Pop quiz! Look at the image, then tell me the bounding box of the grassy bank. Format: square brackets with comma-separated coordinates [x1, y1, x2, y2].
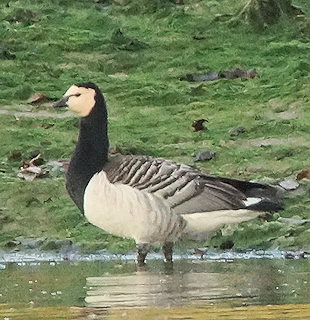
[0, 0, 309, 252]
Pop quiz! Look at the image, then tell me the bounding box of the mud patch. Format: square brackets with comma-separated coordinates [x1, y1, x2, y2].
[268, 111, 299, 120]
[230, 137, 309, 148]
[0, 108, 73, 119]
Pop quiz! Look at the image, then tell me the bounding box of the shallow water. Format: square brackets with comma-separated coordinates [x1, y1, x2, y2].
[0, 252, 309, 320]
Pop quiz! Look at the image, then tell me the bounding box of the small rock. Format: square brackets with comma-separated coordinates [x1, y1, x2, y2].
[278, 180, 300, 191]
[278, 217, 309, 226]
[194, 150, 215, 162]
[229, 126, 246, 137]
[180, 72, 219, 82]
[219, 67, 259, 79]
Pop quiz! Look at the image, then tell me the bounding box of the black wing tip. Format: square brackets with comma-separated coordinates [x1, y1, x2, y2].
[246, 198, 284, 213]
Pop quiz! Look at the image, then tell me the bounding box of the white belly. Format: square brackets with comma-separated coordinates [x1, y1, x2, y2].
[83, 172, 184, 244]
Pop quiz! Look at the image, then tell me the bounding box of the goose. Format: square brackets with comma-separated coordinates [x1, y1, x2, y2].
[53, 82, 283, 266]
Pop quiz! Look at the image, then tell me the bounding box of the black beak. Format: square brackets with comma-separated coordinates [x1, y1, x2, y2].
[53, 96, 69, 108]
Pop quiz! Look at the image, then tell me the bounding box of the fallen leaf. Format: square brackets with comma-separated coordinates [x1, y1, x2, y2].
[28, 153, 44, 166]
[27, 93, 58, 104]
[27, 93, 48, 104]
[23, 166, 42, 174]
[192, 119, 208, 132]
[18, 154, 49, 181]
[296, 169, 310, 181]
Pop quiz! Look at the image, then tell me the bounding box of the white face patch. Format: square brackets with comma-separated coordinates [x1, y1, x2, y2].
[64, 85, 96, 117]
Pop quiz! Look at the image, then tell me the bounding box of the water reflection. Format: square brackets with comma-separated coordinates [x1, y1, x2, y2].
[85, 259, 310, 308]
[0, 258, 309, 320]
[86, 271, 241, 308]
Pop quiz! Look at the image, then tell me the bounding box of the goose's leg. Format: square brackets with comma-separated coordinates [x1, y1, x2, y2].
[136, 243, 151, 266]
[162, 242, 174, 263]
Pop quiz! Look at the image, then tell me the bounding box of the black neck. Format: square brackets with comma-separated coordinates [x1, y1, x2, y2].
[66, 92, 109, 212]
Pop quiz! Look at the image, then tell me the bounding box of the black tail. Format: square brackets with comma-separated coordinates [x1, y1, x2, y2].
[206, 175, 285, 213]
[246, 198, 284, 212]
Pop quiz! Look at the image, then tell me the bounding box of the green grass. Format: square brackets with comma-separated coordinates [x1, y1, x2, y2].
[0, 0, 309, 252]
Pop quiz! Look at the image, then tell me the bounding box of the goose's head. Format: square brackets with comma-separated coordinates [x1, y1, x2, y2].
[53, 82, 102, 117]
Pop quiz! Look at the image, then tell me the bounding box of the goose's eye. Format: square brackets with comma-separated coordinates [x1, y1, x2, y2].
[75, 93, 81, 97]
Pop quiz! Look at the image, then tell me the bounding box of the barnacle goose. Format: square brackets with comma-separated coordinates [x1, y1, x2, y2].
[54, 82, 283, 266]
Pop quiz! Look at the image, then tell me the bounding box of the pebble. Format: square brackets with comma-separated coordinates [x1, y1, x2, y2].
[278, 180, 300, 190]
[194, 150, 216, 162]
[228, 126, 246, 137]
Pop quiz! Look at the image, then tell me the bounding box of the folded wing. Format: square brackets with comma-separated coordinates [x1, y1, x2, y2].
[105, 155, 282, 215]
